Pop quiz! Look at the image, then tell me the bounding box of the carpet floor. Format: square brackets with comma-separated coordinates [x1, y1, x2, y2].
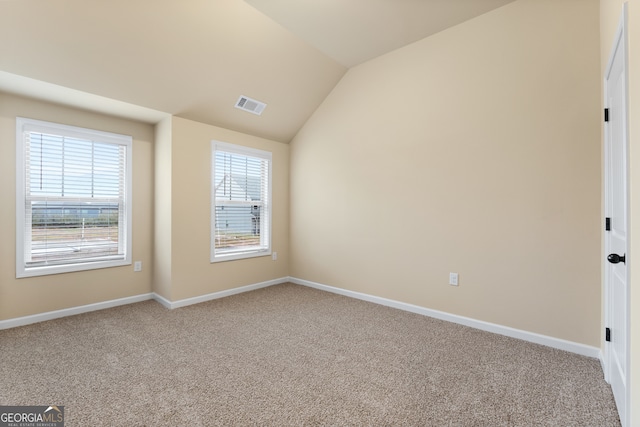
[0, 283, 620, 426]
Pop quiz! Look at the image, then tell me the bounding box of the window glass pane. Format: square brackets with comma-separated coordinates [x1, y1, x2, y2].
[29, 201, 120, 265]
[214, 205, 262, 251]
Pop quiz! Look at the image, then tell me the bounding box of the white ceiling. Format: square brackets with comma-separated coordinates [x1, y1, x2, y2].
[0, 0, 516, 143]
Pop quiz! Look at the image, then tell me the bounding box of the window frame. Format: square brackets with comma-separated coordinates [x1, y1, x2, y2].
[211, 141, 272, 263]
[16, 117, 133, 278]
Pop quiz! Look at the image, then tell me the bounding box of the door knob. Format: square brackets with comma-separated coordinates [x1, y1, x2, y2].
[607, 253, 626, 264]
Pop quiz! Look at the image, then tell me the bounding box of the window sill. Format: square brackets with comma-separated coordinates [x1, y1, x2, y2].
[211, 249, 271, 263]
[17, 258, 131, 278]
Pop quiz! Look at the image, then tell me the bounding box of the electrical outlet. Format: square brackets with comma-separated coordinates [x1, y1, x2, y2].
[134, 261, 142, 272]
[272, 252, 277, 261]
[449, 272, 458, 286]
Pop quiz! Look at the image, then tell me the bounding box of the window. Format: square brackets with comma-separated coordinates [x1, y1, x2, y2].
[211, 141, 271, 262]
[16, 118, 132, 277]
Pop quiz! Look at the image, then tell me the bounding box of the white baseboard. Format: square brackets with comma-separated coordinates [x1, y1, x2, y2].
[152, 292, 173, 309]
[153, 277, 289, 309]
[289, 277, 601, 359]
[0, 277, 289, 329]
[0, 293, 154, 330]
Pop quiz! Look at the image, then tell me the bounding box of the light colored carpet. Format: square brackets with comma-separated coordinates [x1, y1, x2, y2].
[0, 283, 620, 426]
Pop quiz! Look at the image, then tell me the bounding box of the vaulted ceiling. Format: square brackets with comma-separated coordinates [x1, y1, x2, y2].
[0, 0, 516, 143]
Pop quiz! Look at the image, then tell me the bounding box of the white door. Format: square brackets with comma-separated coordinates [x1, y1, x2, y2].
[604, 5, 629, 426]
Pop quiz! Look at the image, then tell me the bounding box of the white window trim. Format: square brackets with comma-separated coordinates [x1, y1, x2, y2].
[211, 141, 272, 263]
[16, 117, 133, 278]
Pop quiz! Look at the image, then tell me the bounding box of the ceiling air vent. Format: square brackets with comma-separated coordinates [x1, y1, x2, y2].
[235, 95, 266, 116]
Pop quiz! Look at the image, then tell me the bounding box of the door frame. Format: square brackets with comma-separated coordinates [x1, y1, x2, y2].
[603, 3, 630, 426]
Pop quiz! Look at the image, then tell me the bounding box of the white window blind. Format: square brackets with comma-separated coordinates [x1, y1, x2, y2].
[211, 141, 271, 262]
[16, 118, 132, 277]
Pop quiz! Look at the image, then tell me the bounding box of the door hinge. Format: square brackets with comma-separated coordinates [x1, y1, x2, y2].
[606, 217, 611, 231]
[604, 108, 609, 122]
[606, 327, 611, 342]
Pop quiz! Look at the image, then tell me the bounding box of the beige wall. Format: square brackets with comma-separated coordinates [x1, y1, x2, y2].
[160, 117, 289, 301]
[600, 0, 639, 423]
[0, 92, 154, 320]
[290, 0, 602, 346]
[154, 116, 173, 300]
